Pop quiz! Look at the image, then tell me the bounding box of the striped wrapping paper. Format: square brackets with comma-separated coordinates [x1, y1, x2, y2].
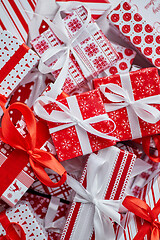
[56, 0, 111, 20]
[0, 0, 38, 42]
[60, 146, 136, 240]
[116, 174, 160, 240]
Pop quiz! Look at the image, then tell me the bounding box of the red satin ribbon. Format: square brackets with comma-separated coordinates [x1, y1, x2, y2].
[0, 101, 67, 188]
[0, 211, 26, 240]
[123, 196, 160, 240]
[142, 135, 160, 162]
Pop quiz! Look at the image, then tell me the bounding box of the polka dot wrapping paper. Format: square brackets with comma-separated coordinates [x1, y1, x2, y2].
[94, 67, 160, 141]
[0, 31, 39, 99]
[0, 201, 48, 239]
[31, 5, 119, 94]
[107, 0, 160, 69]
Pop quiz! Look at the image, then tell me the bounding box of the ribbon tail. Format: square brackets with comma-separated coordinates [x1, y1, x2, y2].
[133, 223, 151, 240]
[151, 227, 159, 240]
[94, 208, 116, 240]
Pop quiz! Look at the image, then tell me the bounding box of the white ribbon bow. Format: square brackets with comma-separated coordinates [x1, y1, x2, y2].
[37, 2, 92, 97]
[100, 83, 160, 124]
[66, 152, 122, 240]
[34, 95, 118, 141]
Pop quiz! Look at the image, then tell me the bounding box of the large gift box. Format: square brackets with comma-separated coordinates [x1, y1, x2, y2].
[94, 67, 160, 141]
[0, 0, 38, 42]
[0, 201, 47, 239]
[31, 5, 119, 94]
[116, 174, 160, 240]
[107, 0, 160, 69]
[34, 89, 118, 161]
[0, 30, 39, 99]
[60, 146, 136, 240]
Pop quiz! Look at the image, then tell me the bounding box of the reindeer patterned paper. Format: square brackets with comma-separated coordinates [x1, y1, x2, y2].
[108, 0, 160, 69]
[41, 89, 116, 161]
[0, 202, 47, 239]
[104, 44, 136, 76]
[0, 31, 39, 99]
[94, 68, 160, 141]
[31, 6, 119, 94]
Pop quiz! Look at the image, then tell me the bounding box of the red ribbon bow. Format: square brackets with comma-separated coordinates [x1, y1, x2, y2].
[123, 196, 160, 240]
[142, 135, 160, 163]
[0, 101, 67, 188]
[0, 211, 26, 240]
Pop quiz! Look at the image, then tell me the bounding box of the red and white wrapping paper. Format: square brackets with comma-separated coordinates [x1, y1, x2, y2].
[108, 0, 160, 69]
[0, 30, 39, 99]
[104, 44, 136, 76]
[57, 0, 111, 20]
[116, 174, 160, 240]
[94, 68, 160, 141]
[31, 5, 119, 94]
[0, 201, 47, 239]
[60, 146, 136, 240]
[0, 0, 38, 42]
[34, 89, 117, 161]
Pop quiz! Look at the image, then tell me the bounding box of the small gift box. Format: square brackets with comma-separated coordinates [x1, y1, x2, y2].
[0, 201, 47, 239]
[104, 44, 136, 76]
[94, 67, 160, 141]
[34, 89, 118, 161]
[0, 0, 38, 42]
[31, 5, 119, 94]
[0, 31, 39, 99]
[107, 0, 160, 69]
[60, 146, 136, 240]
[116, 174, 160, 240]
[57, 0, 111, 20]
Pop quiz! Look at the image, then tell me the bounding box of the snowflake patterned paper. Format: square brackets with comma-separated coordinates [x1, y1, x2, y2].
[60, 146, 136, 240]
[31, 6, 119, 94]
[108, 0, 160, 69]
[0, 31, 39, 99]
[94, 68, 160, 141]
[40, 89, 116, 161]
[0, 202, 47, 239]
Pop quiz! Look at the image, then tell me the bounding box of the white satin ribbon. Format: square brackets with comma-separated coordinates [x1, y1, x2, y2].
[66, 151, 122, 240]
[34, 95, 118, 146]
[37, 2, 93, 97]
[100, 78, 160, 139]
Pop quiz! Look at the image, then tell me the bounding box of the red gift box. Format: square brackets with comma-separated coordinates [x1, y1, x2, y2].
[60, 146, 136, 240]
[31, 5, 119, 94]
[94, 68, 160, 141]
[0, 0, 38, 42]
[116, 174, 160, 240]
[107, 0, 160, 69]
[0, 30, 39, 99]
[34, 89, 117, 161]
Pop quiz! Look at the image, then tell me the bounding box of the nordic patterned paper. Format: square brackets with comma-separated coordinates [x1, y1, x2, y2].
[108, 0, 160, 69]
[0, 31, 39, 98]
[0, 0, 38, 42]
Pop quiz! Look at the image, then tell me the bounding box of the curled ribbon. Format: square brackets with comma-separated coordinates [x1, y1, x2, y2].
[0, 211, 26, 240]
[123, 196, 160, 240]
[0, 102, 67, 188]
[100, 83, 160, 124]
[37, 2, 93, 97]
[34, 95, 118, 141]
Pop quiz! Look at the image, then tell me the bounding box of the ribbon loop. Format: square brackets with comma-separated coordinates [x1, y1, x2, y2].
[0, 102, 67, 188]
[100, 83, 160, 124]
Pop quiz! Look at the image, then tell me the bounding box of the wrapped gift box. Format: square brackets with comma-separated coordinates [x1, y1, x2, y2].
[94, 67, 160, 141]
[57, 0, 111, 20]
[35, 89, 117, 161]
[104, 44, 136, 76]
[108, 0, 160, 69]
[0, 0, 38, 42]
[0, 30, 39, 99]
[116, 174, 160, 240]
[60, 146, 136, 240]
[0, 201, 47, 239]
[31, 5, 119, 94]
